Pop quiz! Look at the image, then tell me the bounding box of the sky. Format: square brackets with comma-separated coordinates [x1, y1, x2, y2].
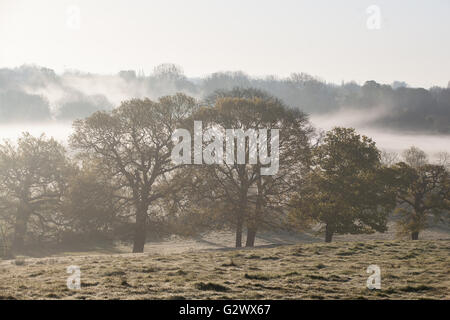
[1, 0, 449, 88]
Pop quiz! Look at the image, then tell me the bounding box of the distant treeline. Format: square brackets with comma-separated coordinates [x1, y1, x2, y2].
[0, 64, 449, 133]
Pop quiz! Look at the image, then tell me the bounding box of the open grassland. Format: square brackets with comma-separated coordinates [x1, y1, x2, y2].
[0, 239, 449, 300]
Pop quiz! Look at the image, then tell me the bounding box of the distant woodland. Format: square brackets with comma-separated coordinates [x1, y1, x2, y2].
[0, 64, 449, 134]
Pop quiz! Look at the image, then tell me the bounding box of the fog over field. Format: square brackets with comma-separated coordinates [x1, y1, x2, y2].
[0, 122, 72, 143]
[310, 111, 450, 157]
[1, 65, 449, 157]
[0, 1, 449, 304]
[1, 121, 449, 159]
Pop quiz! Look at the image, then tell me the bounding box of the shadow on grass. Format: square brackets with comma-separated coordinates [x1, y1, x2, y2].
[17, 240, 124, 258]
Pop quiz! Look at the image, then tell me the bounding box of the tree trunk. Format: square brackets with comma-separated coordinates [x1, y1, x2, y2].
[235, 190, 248, 248]
[246, 171, 262, 248]
[325, 224, 333, 243]
[12, 221, 26, 253]
[12, 205, 31, 253]
[411, 231, 419, 240]
[235, 217, 243, 248]
[132, 204, 148, 253]
[245, 227, 257, 247]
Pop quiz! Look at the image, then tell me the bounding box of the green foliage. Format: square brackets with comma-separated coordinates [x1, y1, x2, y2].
[290, 127, 395, 241]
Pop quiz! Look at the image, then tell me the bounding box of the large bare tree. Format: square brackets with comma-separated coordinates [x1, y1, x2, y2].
[393, 161, 449, 240]
[70, 93, 197, 252]
[180, 89, 312, 247]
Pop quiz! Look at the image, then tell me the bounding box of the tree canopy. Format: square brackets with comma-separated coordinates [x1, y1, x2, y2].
[290, 127, 396, 242]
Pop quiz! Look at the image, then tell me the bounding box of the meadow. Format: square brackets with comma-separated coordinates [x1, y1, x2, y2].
[0, 238, 448, 300]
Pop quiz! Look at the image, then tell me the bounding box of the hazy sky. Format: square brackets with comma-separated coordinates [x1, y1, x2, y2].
[1, 0, 449, 88]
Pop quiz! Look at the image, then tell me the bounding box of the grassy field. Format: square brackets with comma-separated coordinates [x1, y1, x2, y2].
[0, 239, 448, 300]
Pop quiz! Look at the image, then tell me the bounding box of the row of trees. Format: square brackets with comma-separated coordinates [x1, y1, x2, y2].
[289, 133, 449, 242]
[0, 89, 449, 256]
